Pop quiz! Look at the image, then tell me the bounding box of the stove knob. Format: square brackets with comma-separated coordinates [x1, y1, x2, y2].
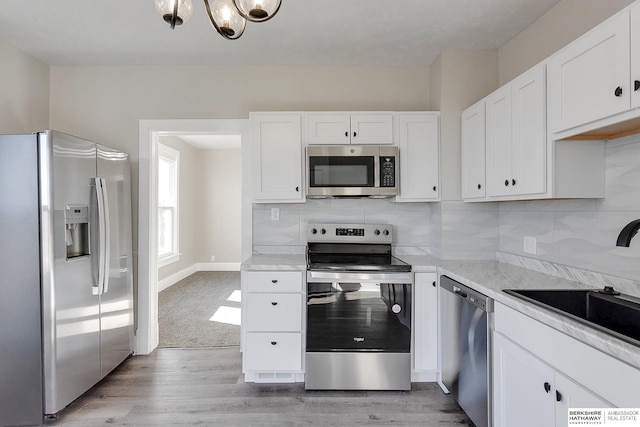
[392, 304, 402, 314]
[311, 228, 318, 235]
[374, 229, 381, 236]
[321, 228, 326, 235]
[383, 229, 390, 236]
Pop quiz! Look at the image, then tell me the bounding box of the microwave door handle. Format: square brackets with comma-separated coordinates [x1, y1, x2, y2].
[372, 154, 378, 189]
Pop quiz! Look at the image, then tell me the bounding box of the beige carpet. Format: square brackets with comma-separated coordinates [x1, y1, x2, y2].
[158, 271, 241, 348]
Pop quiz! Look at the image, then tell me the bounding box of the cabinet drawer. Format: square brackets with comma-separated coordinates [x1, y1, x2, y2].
[245, 294, 302, 332]
[244, 271, 303, 293]
[244, 333, 302, 371]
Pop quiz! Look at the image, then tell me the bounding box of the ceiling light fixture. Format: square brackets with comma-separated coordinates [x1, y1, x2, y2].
[155, 0, 282, 40]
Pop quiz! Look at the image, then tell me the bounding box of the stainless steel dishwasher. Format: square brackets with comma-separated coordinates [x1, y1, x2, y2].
[439, 275, 493, 427]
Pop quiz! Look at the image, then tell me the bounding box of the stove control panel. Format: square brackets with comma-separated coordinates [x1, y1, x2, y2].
[336, 227, 365, 237]
[307, 223, 393, 244]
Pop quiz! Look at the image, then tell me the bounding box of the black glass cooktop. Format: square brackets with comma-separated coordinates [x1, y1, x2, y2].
[307, 243, 411, 272]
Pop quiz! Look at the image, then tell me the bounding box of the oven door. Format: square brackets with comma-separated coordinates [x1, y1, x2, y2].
[306, 271, 412, 353]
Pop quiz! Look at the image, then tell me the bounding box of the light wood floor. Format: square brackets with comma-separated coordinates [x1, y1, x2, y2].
[48, 347, 474, 426]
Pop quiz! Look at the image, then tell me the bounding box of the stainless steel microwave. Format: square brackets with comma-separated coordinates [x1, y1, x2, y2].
[306, 145, 399, 198]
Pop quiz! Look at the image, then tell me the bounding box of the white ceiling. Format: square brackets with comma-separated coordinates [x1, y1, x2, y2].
[0, 0, 560, 67]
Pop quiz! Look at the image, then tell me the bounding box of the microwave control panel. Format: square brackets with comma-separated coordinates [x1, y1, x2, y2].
[380, 156, 396, 187]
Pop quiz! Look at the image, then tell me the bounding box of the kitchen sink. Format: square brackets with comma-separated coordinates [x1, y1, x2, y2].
[504, 287, 640, 347]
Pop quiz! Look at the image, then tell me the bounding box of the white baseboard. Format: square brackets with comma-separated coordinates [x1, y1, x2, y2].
[158, 265, 198, 292]
[158, 262, 241, 292]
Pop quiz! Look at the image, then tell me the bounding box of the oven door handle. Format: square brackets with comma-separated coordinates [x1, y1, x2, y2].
[307, 270, 412, 283]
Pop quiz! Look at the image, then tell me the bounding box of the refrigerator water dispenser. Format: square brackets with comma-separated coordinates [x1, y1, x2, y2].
[65, 205, 89, 258]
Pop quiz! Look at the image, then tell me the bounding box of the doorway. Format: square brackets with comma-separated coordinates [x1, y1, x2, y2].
[156, 134, 242, 348]
[138, 119, 251, 354]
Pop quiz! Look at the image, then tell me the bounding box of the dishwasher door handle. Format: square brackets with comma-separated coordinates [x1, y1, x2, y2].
[453, 286, 468, 299]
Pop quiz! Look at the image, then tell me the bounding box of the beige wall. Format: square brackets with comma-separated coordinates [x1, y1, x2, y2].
[432, 50, 499, 201]
[157, 136, 198, 281]
[195, 148, 242, 264]
[49, 65, 430, 254]
[0, 38, 49, 133]
[498, 0, 633, 84]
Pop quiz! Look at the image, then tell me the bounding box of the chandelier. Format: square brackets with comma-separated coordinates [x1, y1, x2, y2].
[154, 0, 282, 40]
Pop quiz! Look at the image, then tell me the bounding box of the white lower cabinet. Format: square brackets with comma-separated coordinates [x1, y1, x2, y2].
[241, 270, 305, 382]
[554, 372, 611, 427]
[493, 332, 556, 427]
[493, 332, 610, 427]
[413, 272, 438, 380]
[244, 332, 303, 372]
[492, 302, 640, 427]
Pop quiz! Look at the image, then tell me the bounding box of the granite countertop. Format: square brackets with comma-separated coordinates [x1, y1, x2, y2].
[241, 254, 307, 271]
[402, 255, 640, 371]
[241, 253, 640, 370]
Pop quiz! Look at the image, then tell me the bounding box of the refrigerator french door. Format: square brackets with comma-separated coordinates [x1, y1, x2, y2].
[0, 130, 134, 426]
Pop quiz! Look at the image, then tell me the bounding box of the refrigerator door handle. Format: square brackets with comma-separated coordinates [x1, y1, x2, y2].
[100, 178, 111, 294]
[95, 178, 107, 295]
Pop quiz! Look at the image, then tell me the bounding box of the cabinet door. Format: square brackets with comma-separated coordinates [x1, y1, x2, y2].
[414, 273, 438, 372]
[631, 4, 640, 109]
[547, 11, 630, 134]
[485, 85, 513, 197]
[306, 113, 351, 145]
[350, 114, 394, 145]
[252, 113, 304, 202]
[397, 113, 439, 201]
[461, 101, 486, 200]
[554, 372, 611, 427]
[493, 333, 555, 427]
[511, 64, 546, 197]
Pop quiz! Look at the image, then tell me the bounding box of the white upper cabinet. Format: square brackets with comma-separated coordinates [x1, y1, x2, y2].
[548, 9, 631, 135]
[487, 65, 546, 198]
[509, 64, 547, 196]
[461, 100, 486, 200]
[306, 112, 394, 145]
[251, 112, 304, 203]
[396, 113, 440, 202]
[631, 2, 640, 109]
[463, 61, 604, 202]
[485, 84, 513, 197]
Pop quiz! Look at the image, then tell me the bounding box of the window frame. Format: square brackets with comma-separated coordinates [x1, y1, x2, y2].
[157, 143, 180, 267]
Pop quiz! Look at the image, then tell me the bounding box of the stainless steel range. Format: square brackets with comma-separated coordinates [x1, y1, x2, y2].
[305, 223, 413, 391]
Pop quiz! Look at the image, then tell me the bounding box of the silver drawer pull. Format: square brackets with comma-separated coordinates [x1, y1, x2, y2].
[271, 279, 278, 283]
[270, 341, 277, 346]
[271, 302, 278, 306]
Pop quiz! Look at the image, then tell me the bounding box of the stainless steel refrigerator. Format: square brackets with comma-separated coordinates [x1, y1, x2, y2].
[0, 130, 134, 426]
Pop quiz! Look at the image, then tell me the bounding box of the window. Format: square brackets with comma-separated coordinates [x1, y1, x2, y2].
[158, 143, 179, 266]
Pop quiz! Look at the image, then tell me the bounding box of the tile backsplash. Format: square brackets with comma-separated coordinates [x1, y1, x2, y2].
[252, 135, 640, 285]
[252, 198, 434, 255]
[498, 135, 640, 283]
